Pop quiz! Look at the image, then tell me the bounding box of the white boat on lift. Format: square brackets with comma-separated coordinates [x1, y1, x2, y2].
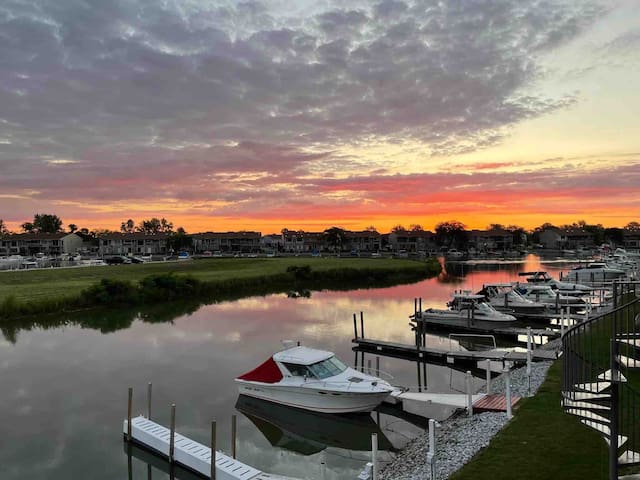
[417, 292, 517, 323]
[518, 271, 592, 296]
[235, 345, 394, 413]
[514, 284, 585, 307]
[562, 262, 626, 283]
[477, 283, 547, 315]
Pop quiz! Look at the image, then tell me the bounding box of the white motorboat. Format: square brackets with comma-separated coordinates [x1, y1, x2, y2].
[235, 345, 394, 413]
[514, 284, 585, 307]
[562, 262, 626, 283]
[518, 271, 592, 296]
[417, 292, 517, 323]
[477, 283, 547, 315]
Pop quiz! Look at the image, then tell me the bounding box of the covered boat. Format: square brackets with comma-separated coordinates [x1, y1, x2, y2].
[417, 292, 517, 323]
[514, 284, 585, 307]
[518, 271, 592, 296]
[235, 346, 394, 413]
[477, 283, 547, 315]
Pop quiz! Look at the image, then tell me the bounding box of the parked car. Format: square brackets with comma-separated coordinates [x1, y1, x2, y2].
[105, 256, 131, 265]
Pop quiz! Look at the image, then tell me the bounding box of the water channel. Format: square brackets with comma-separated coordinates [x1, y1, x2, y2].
[0, 255, 581, 479]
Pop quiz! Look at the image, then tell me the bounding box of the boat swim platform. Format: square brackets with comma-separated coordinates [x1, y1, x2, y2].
[352, 337, 559, 369]
[123, 415, 297, 480]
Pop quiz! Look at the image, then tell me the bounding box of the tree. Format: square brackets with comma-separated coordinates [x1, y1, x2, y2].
[487, 224, 504, 230]
[435, 220, 468, 249]
[365, 225, 378, 232]
[604, 227, 624, 246]
[0, 219, 10, 236]
[409, 224, 424, 232]
[323, 226, 347, 251]
[68, 224, 78, 233]
[168, 227, 192, 252]
[625, 221, 640, 232]
[25, 213, 63, 233]
[120, 219, 135, 233]
[136, 217, 174, 234]
[391, 224, 406, 233]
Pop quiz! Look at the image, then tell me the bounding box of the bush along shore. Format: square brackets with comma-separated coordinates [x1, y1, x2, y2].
[0, 258, 441, 321]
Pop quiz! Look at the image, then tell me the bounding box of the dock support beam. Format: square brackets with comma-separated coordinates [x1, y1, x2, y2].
[485, 360, 491, 394]
[526, 327, 532, 397]
[360, 312, 365, 339]
[353, 313, 358, 339]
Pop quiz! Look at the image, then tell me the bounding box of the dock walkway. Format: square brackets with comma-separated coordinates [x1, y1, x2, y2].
[123, 415, 297, 480]
[353, 337, 558, 368]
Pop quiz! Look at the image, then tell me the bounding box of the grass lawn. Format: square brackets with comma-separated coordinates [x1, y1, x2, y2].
[449, 360, 610, 480]
[0, 257, 434, 304]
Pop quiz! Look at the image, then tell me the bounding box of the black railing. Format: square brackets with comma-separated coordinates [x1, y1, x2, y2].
[562, 281, 640, 479]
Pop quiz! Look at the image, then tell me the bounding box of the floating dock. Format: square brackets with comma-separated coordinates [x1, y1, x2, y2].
[123, 415, 297, 480]
[353, 337, 558, 370]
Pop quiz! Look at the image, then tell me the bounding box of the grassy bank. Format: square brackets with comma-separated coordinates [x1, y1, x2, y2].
[0, 257, 441, 319]
[449, 360, 609, 480]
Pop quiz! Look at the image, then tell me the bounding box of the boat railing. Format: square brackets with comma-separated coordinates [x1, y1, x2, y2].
[352, 366, 395, 382]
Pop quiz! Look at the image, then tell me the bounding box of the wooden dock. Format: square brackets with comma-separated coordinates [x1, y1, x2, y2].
[352, 337, 558, 369]
[123, 415, 297, 480]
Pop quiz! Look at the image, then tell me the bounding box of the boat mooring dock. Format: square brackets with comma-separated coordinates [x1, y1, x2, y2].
[123, 415, 296, 480]
[352, 337, 559, 369]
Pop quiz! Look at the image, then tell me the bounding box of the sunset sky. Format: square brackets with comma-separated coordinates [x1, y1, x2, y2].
[1, 0, 639, 234]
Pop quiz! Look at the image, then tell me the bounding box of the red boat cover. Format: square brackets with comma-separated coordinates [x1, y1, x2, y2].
[237, 357, 283, 383]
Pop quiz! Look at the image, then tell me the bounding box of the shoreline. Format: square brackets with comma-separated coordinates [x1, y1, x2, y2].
[381, 340, 561, 479]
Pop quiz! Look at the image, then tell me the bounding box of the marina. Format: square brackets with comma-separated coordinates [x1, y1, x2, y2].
[0, 254, 635, 479]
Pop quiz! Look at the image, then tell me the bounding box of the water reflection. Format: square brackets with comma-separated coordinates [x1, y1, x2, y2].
[235, 395, 396, 455]
[0, 255, 579, 480]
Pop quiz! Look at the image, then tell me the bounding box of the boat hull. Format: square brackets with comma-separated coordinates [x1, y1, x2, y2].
[235, 381, 391, 413]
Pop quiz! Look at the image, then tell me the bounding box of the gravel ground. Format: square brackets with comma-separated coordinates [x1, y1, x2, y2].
[379, 359, 555, 480]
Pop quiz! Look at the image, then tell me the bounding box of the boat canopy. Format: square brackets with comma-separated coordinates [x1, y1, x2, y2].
[237, 357, 283, 384]
[273, 346, 333, 366]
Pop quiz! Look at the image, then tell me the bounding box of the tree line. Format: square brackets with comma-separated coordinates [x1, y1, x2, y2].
[1, 214, 639, 250]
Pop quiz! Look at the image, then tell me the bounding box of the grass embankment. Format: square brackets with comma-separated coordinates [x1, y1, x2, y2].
[0, 257, 441, 319]
[450, 360, 610, 480]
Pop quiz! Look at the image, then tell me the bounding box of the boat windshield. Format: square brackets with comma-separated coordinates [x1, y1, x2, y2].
[282, 356, 348, 379]
[308, 356, 348, 379]
[475, 302, 497, 314]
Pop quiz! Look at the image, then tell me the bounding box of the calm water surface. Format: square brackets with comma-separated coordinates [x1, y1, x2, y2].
[0, 255, 578, 480]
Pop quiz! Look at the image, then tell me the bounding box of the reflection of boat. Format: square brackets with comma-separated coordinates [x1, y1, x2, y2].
[477, 283, 547, 315]
[417, 292, 517, 323]
[235, 346, 394, 413]
[235, 395, 395, 455]
[518, 271, 592, 295]
[514, 284, 585, 307]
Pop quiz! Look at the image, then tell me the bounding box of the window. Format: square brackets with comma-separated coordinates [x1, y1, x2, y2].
[282, 356, 348, 379]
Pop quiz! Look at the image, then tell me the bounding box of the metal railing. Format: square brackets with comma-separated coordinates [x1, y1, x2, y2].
[562, 280, 640, 479]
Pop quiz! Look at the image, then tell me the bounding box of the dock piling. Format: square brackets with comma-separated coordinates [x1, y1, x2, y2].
[231, 414, 237, 459]
[169, 404, 176, 463]
[147, 382, 152, 420]
[371, 433, 378, 480]
[367, 359, 372, 374]
[485, 360, 491, 394]
[360, 311, 365, 339]
[419, 297, 422, 314]
[465, 370, 473, 416]
[353, 313, 358, 338]
[376, 356, 380, 376]
[526, 327, 532, 397]
[211, 421, 217, 480]
[427, 418, 437, 480]
[504, 368, 512, 419]
[127, 387, 133, 442]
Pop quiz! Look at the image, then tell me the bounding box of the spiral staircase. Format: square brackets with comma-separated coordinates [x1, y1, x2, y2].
[562, 281, 640, 479]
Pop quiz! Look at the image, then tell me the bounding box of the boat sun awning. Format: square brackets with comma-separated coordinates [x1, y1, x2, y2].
[237, 357, 283, 383]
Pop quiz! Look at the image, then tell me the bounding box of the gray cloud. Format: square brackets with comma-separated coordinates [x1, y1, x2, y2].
[0, 0, 612, 214]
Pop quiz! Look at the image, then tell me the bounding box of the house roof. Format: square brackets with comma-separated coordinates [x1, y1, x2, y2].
[2, 232, 76, 240]
[191, 231, 261, 239]
[99, 232, 170, 240]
